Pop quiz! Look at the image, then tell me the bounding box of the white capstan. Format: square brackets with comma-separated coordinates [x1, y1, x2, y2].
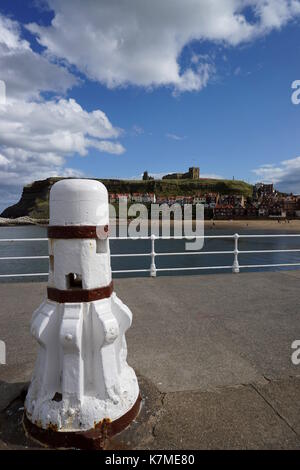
[50, 178, 109, 227]
[24, 179, 140, 434]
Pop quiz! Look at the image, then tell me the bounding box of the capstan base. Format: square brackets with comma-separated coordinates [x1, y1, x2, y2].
[23, 394, 142, 450]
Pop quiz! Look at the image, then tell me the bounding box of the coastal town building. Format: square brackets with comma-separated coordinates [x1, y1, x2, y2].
[107, 184, 300, 220]
[218, 195, 245, 208]
[142, 171, 154, 181]
[253, 183, 274, 198]
[162, 167, 200, 180]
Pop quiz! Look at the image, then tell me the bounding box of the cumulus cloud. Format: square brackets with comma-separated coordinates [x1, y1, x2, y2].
[0, 14, 77, 100]
[27, 0, 300, 93]
[0, 98, 125, 189]
[0, 98, 123, 155]
[253, 156, 300, 193]
[0, 13, 126, 211]
[252, 0, 300, 29]
[0, 97, 125, 209]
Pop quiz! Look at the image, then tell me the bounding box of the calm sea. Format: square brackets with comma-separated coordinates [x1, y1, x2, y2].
[1, 225, 300, 282]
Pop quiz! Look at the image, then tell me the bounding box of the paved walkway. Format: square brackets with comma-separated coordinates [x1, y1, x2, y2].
[1, 271, 300, 449]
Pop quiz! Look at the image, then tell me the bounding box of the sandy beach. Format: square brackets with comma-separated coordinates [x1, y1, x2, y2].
[118, 218, 300, 233]
[1, 217, 300, 233]
[203, 219, 300, 232]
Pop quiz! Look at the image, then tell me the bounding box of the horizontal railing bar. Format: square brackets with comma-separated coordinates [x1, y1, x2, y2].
[0, 251, 235, 260]
[2, 262, 300, 278]
[0, 234, 240, 242]
[110, 253, 151, 257]
[106, 234, 299, 240]
[156, 251, 234, 256]
[110, 235, 235, 240]
[156, 265, 233, 272]
[0, 256, 49, 260]
[2, 233, 300, 243]
[2, 247, 300, 262]
[0, 273, 48, 278]
[0, 238, 48, 242]
[136, 262, 300, 272]
[238, 234, 300, 238]
[110, 236, 151, 240]
[152, 249, 300, 256]
[239, 249, 300, 254]
[112, 234, 300, 240]
[240, 263, 300, 268]
[111, 269, 150, 273]
[111, 251, 235, 257]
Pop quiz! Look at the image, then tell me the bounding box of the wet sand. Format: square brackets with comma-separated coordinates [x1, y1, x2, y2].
[116, 218, 300, 233]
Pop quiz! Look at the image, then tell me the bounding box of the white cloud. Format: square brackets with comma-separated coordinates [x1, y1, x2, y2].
[140, 172, 166, 180]
[251, 0, 300, 29]
[131, 125, 144, 136]
[253, 156, 300, 193]
[0, 98, 125, 190]
[0, 14, 77, 100]
[0, 144, 84, 214]
[201, 173, 224, 179]
[0, 98, 123, 155]
[27, 0, 300, 93]
[0, 148, 83, 187]
[166, 133, 186, 141]
[0, 13, 126, 212]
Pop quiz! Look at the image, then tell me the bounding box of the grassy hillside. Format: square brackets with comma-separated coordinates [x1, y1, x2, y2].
[1, 176, 253, 219]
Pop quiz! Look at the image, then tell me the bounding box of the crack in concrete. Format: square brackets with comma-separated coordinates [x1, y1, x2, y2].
[250, 383, 300, 439]
[151, 392, 167, 439]
[262, 374, 271, 383]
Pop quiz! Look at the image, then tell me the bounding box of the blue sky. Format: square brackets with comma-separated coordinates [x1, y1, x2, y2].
[1, 0, 300, 212]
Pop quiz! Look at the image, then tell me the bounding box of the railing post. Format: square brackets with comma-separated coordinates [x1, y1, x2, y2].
[150, 234, 157, 277]
[232, 233, 240, 273]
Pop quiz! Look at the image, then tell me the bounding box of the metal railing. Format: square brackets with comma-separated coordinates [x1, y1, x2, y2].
[1, 233, 300, 278]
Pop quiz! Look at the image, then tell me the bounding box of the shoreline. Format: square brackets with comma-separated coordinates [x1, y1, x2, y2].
[1, 217, 300, 232]
[0, 216, 48, 227]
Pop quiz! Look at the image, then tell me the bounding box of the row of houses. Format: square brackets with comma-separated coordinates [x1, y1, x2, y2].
[109, 192, 219, 207]
[108, 190, 300, 219]
[214, 204, 270, 219]
[214, 194, 300, 219]
[109, 193, 156, 203]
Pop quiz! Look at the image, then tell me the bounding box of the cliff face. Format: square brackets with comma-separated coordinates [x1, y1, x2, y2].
[1, 177, 253, 219]
[1, 178, 57, 219]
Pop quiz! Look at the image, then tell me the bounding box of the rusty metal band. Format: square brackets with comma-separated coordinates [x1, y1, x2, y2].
[47, 281, 114, 303]
[23, 394, 142, 450]
[48, 224, 109, 239]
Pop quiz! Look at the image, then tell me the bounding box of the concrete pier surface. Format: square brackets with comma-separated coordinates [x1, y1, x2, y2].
[1, 271, 300, 449]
